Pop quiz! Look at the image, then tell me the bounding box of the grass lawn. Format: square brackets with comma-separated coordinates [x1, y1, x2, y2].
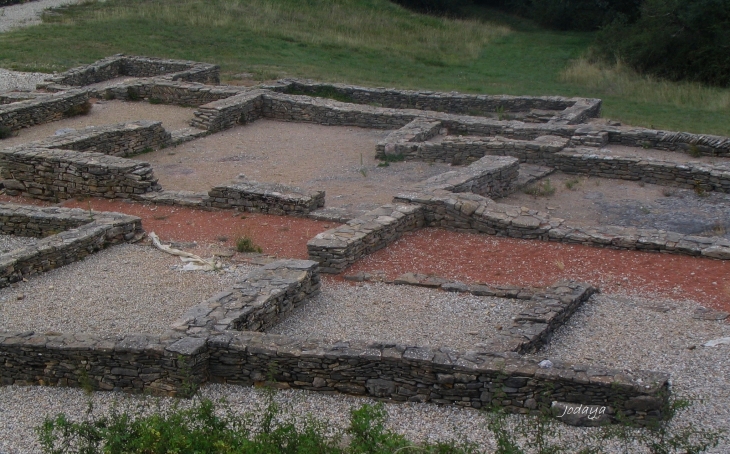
[1, 0, 728, 135]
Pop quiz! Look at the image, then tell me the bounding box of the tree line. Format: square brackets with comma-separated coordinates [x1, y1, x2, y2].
[392, 0, 730, 87]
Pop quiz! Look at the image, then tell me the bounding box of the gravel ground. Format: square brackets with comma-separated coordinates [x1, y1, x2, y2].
[147, 119, 452, 211]
[0, 100, 197, 148]
[269, 281, 525, 350]
[0, 243, 255, 335]
[0, 234, 36, 253]
[0, 69, 49, 92]
[0, 0, 82, 33]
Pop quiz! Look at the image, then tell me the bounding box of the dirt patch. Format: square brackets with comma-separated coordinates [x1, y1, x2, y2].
[145, 119, 452, 211]
[0, 99, 195, 148]
[344, 228, 730, 313]
[499, 171, 730, 239]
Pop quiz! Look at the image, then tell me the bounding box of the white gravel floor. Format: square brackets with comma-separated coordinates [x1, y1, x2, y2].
[0, 0, 83, 33]
[269, 281, 525, 350]
[0, 234, 36, 253]
[0, 243, 255, 335]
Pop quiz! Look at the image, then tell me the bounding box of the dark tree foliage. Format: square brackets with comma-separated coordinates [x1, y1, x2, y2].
[596, 0, 730, 87]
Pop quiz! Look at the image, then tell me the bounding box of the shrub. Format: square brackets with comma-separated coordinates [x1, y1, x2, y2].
[63, 101, 92, 117]
[523, 178, 556, 197]
[0, 125, 13, 140]
[236, 235, 263, 253]
[596, 0, 730, 87]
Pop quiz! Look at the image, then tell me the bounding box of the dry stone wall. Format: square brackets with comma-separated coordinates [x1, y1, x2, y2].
[191, 90, 265, 132]
[173, 260, 321, 335]
[204, 178, 325, 215]
[553, 148, 730, 193]
[6, 121, 171, 157]
[415, 155, 519, 198]
[0, 147, 160, 201]
[0, 203, 142, 288]
[0, 90, 90, 131]
[273, 80, 601, 124]
[394, 190, 730, 260]
[40, 55, 220, 88]
[307, 204, 424, 273]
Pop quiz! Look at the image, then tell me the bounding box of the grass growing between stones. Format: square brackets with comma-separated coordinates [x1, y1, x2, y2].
[1, 0, 730, 135]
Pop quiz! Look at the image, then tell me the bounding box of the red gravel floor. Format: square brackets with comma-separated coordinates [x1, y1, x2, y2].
[0, 196, 335, 260]
[2, 195, 728, 313]
[344, 228, 730, 313]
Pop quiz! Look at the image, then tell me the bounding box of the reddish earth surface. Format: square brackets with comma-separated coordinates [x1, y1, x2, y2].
[0, 196, 335, 260]
[345, 228, 730, 313]
[2, 195, 728, 313]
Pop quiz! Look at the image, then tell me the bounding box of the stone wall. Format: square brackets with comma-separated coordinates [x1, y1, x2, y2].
[307, 204, 424, 273]
[191, 91, 265, 131]
[553, 148, 730, 193]
[102, 79, 243, 107]
[8, 121, 171, 157]
[0, 90, 90, 131]
[0, 203, 143, 288]
[273, 80, 601, 124]
[573, 125, 730, 158]
[0, 147, 160, 201]
[203, 178, 325, 215]
[415, 155, 519, 198]
[394, 191, 730, 260]
[0, 258, 670, 424]
[41, 55, 220, 88]
[173, 259, 321, 335]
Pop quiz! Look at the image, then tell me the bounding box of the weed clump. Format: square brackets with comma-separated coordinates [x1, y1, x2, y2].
[149, 97, 164, 105]
[0, 125, 13, 140]
[688, 144, 702, 158]
[564, 178, 580, 190]
[236, 235, 262, 253]
[523, 178, 556, 197]
[62, 101, 92, 117]
[284, 85, 354, 103]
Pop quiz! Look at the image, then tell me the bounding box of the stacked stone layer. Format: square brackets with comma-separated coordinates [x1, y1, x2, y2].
[0, 147, 160, 201]
[0, 203, 142, 288]
[204, 179, 325, 215]
[394, 191, 730, 260]
[5, 120, 171, 157]
[307, 204, 424, 273]
[0, 90, 90, 131]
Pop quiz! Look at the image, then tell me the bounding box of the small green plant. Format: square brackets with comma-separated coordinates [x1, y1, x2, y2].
[284, 85, 354, 103]
[564, 178, 580, 190]
[101, 91, 115, 101]
[524, 178, 556, 197]
[0, 125, 13, 140]
[641, 141, 652, 149]
[688, 144, 702, 158]
[148, 97, 163, 105]
[236, 235, 262, 253]
[126, 87, 140, 101]
[63, 101, 92, 117]
[77, 369, 94, 395]
[359, 152, 368, 177]
[694, 181, 709, 197]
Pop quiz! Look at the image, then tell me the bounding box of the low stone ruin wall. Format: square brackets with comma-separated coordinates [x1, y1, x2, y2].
[307, 204, 424, 273]
[0, 147, 160, 201]
[191, 90, 265, 132]
[394, 191, 730, 260]
[0, 203, 142, 288]
[203, 178, 325, 215]
[173, 260, 321, 335]
[553, 148, 730, 193]
[573, 125, 730, 158]
[41, 55, 220, 88]
[0, 90, 90, 131]
[272, 80, 601, 124]
[102, 79, 243, 107]
[8, 121, 171, 157]
[0, 258, 670, 424]
[415, 155, 519, 198]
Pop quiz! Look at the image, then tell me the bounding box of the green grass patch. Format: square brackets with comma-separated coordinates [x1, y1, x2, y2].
[0, 0, 729, 135]
[284, 85, 354, 103]
[236, 235, 263, 253]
